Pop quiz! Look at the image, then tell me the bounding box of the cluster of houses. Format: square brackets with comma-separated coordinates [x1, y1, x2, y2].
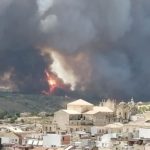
[0, 98, 150, 150]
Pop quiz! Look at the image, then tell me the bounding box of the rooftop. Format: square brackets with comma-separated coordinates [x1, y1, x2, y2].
[105, 123, 123, 128]
[62, 109, 81, 114]
[84, 106, 113, 114]
[67, 99, 93, 106]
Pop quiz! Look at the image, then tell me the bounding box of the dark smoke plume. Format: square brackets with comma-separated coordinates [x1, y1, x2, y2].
[0, 0, 150, 99]
[0, 0, 50, 92]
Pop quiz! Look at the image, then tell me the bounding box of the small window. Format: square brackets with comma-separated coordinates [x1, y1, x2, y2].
[133, 128, 136, 132]
[45, 127, 48, 131]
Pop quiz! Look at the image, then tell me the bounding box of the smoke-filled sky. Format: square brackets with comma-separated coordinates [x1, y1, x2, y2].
[0, 0, 150, 99]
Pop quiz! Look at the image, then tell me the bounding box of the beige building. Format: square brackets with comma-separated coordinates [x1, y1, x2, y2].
[104, 122, 123, 134]
[0, 131, 21, 144]
[102, 98, 138, 123]
[53, 99, 114, 132]
[143, 111, 150, 121]
[50, 98, 139, 133]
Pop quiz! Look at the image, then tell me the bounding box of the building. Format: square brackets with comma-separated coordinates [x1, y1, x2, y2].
[0, 131, 21, 144]
[53, 99, 114, 132]
[43, 134, 70, 148]
[52, 99, 139, 133]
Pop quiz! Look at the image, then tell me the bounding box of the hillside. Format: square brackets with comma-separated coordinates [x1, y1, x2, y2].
[0, 92, 147, 114]
[0, 92, 73, 113]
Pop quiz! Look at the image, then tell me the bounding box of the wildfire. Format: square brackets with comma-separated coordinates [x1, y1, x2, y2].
[45, 70, 57, 86]
[43, 70, 57, 95]
[42, 70, 70, 95]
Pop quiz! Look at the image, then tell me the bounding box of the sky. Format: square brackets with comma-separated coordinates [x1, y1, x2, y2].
[0, 0, 150, 99]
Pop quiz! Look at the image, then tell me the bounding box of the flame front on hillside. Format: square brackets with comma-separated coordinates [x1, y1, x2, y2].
[45, 70, 57, 94]
[42, 70, 70, 95]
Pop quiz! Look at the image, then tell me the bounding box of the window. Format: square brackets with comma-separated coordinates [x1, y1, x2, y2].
[70, 128, 73, 132]
[133, 128, 136, 132]
[124, 112, 127, 119]
[45, 127, 48, 131]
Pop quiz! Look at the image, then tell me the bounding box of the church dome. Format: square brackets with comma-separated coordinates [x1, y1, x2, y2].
[119, 101, 125, 105]
[137, 101, 143, 105]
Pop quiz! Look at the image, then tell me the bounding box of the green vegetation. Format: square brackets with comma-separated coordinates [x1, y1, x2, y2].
[0, 92, 72, 113]
[0, 110, 7, 119]
[138, 105, 150, 113]
[10, 116, 18, 123]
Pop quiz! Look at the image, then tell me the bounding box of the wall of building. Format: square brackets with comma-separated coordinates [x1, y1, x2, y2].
[43, 134, 61, 147]
[53, 110, 69, 130]
[145, 143, 150, 150]
[139, 128, 150, 139]
[87, 112, 112, 126]
[61, 135, 70, 145]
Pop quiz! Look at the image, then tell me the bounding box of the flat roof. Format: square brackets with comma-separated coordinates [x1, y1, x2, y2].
[104, 123, 123, 128]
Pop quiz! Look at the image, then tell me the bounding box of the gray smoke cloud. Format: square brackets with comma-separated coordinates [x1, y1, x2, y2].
[0, 0, 150, 99]
[0, 0, 50, 92]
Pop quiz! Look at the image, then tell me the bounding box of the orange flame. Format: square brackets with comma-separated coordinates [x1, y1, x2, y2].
[45, 70, 57, 86]
[44, 70, 57, 95]
[42, 70, 71, 95]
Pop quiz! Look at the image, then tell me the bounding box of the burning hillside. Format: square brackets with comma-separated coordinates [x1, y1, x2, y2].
[42, 70, 70, 95]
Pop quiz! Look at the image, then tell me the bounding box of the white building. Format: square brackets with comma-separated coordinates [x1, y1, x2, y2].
[139, 128, 150, 139]
[96, 133, 117, 149]
[0, 132, 21, 144]
[43, 134, 70, 148]
[43, 134, 62, 148]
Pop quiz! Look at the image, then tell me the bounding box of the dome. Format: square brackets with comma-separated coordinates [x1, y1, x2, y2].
[137, 101, 143, 105]
[119, 101, 125, 105]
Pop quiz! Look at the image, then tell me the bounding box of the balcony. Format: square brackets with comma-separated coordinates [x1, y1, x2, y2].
[69, 119, 93, 126]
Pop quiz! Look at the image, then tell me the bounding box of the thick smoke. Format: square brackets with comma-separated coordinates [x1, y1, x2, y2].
[0, 0, 150, 99]
[0, 0, 50, 92]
